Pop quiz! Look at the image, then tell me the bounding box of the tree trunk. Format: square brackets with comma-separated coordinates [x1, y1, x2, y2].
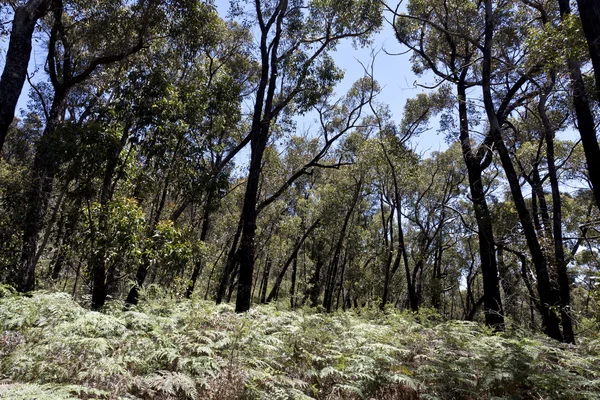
[308, 259, 324, 308]
[266, 218, 320, 303]
[19, 88, 67, 292]
[575, 0, 600, 98]
[323, 180, 361, 312]
[290, 256, 298, 309]
[539, 85, 576, 343]
[186, 189, 215, 298]
[0, 0, 50, 155]
[483, 0, 562, 341]
[380, 193, 394, 310]
[91, 126, 130, 309]
[216, 219, 243, 304]
[457, 79, 504, 329]
[259, 257, 271, 304]
[558, 0, 600, 212]
[235, 0, 288, 313]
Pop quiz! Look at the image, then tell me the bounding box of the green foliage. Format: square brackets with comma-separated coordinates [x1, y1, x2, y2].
[1, 291, 599, 399]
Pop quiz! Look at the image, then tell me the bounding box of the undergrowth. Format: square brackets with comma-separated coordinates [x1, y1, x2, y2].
[0, 287, 599, 399]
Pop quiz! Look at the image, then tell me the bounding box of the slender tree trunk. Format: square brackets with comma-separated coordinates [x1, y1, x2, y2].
[290, 256, 298, 309]
[90, 126, 130, 309]
[234, 0, 287, 313]
[266, 218, 321, 302]
[431, 235, 444, 310]
[335, 251, 348, 311]
[457, 79, 504, 328]
[558, 0, 600, 212]
[186, 189, 215, 298]
[19, 89, 67, 292]
[483, 0, 562, 341]
[539, 86, 576, 343]
[0, 0, 50, 155]
[380, 194, 394, 310]
[259, 257, 271, 304]
[216, 219, 243, 304]
[227, 263, 239, 302]
[323, 180, 361, 312]
[575, 0, 600, 98]
[309, 259, 324, 308]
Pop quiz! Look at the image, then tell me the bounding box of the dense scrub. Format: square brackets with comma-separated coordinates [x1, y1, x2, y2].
[0, 287, 599, 400]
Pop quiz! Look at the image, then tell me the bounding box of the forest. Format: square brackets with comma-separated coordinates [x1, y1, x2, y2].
[1, 0, 600, 398]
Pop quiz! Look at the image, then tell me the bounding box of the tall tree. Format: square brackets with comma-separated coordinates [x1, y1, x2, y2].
[392, 0, 505, 328]
[481, 0, 566, 341]
[575, 0, 600, 98]
[0, 0, 51, 155]
[557, 0, 600, 212]
[233, 0, 382, 312]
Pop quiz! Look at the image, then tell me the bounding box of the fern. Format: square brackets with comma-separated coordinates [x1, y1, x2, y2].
[1, 291, 600, 399]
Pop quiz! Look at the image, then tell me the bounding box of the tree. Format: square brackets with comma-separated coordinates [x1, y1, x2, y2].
[556, 0, 600, 212]
[575, 0, 600, 98]
[0, 0, 51, 155]
[232, 0, 382, 312]
[392, 0, 505, 328]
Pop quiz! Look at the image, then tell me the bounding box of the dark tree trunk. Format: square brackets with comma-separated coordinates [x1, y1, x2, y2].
[266, 218, 320, 303]
[235, 0, 288, 313]
[323, 180, 361, 312]
[558, 0, 600, 212]
[19, 89, 67, 293]
[380, 193, 394, 310]
[576, 0, 600, 98]
[539, 86, 576, 343]
[457, 79, 504, 329]
[335, 251, 348, 311]
[483, 0, 562, 340]
[529, 167, 552, 237]
[431, 235, 444, 310]
[216, 219, 243, 304]
[308, 259, 324, 307]
[227, 263, 239, 302]
[259, 257, 271, 304]
[91, 126, 129, 309]
[490, 80, 563, 342]
[186, 189, 215, 298]
[290, 256, 298, 309]
[0, 0, 50, 155]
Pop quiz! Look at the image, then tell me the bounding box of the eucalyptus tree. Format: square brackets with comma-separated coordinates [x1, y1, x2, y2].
[231, 0, 383, 312]
[574, 0, 600, 97]
[120, 11, 254, 307]
[391, 0, 505, 328]
[479, 0, 575, 342]
[17, 0, 173, 293]
[0, 0, 51, 154]
[555, 0, 600, 212]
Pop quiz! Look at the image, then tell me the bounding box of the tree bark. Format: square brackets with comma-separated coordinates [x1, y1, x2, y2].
[266, 218, 320, 303]
[457, 78, 505, 329]
[323, 180, 362, 312]
[575, 0, 600, 98]
[558, 0, 600, 212]
[185, 189, 215, 298]
[0, 0, 51, 155]
[538, 84, 575, 343]
[483, 0, 562, 341]
[216, 219, 243, 304]
[235, 0, 287, 313]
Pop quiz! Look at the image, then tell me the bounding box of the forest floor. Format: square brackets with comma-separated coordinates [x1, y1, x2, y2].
[0, 286, 599, 400]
